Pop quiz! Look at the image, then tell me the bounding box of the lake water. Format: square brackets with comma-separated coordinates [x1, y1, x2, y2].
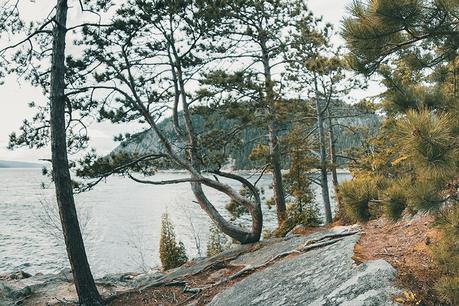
[0, 168, 350, 277]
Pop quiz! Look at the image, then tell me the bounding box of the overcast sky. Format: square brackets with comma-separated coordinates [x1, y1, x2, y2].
[0, 0, 382, 162]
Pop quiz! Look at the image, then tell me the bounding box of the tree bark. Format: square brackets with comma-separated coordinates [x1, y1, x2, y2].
[315, 99, 333, 224]
[327, 112, 339, 191]
[50, 0, 103, 304]
[260, 37, 286, 224]
[268, 122, 287, 223]
[191, 181, 262, 243]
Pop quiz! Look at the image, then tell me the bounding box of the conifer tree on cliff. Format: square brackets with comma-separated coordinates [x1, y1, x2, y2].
[1, 1, 103, 304]
[66, 0, 264, 244]
[342, 1, 458, 303]
[341, 0, 458, 216]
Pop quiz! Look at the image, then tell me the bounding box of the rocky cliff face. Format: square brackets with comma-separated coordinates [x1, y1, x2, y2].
[111, 111, 381, 170]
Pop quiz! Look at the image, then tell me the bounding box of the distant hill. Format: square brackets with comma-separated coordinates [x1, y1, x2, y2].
[112, 106, 382, 170]
[0, 160, 43, 168]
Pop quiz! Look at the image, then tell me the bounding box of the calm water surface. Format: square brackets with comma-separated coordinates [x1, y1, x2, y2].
[0, 168, 350, 277]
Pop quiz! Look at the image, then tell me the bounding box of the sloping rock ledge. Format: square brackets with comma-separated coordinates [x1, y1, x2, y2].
[0, 225, 402, 306]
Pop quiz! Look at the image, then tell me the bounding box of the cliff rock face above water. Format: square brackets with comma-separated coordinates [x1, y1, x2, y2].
[111, 110, 381, 170]
[0, 226, 402, 306]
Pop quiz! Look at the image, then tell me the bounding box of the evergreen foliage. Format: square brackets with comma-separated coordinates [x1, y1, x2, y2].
[341, 0, 458, 212]
[339, 179, 378, 222]
[398, 110, 458, 181]
[381, 181, 408, 220]
[274, 204, 320, 238]
[342, 0, 459, 74]
[159, 213, 188, 271]
[274, 123, 320, 236]
[343, 1, 458, 303]
[432, 206, 459, 305]
[206, 225, 227, 257]
[225, 186, 255, 219]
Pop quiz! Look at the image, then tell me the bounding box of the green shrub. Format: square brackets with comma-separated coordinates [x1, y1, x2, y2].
[408, 182, 444, 212]
[274, 203, 320, 237]
[206, 225, 227, 257]
[382, 182, 408, 220]
[334, 185, 359, 225]
[435, 276, 459, 306]
[159, 213, 188, 270]
[339, 178, 378, 222]
[431, 205, 459, 305]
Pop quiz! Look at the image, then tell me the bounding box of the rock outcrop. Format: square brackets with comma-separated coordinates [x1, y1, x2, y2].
[0, 225, 402, 306]
[210, 226, 400, 306]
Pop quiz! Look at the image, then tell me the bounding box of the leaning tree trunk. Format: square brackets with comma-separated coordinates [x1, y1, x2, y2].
[139, 50, 263, 244]
[191, 180, 262, 243]
[315, 99, 333, 224]
[50, 1, 103, 304]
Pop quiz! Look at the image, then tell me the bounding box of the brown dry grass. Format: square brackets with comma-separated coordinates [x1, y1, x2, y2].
[354, 214, 446, 306]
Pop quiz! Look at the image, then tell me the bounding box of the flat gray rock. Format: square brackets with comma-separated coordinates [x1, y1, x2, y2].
[210, 230, 400, 306]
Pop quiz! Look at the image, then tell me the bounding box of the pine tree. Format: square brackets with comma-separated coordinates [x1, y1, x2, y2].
[0, 1, 104, 304]
[66, 0, 264, 244]
[341, 0, 458, 219]
[159, 213, 188, 271]
[342, 1, 458, 303]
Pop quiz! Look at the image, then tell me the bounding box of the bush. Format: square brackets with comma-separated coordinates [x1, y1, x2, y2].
[339, 178, 378, 222]
[273, 203, 320, 237]
[408, 181, 444, 212]
[382, 182, 408, 220]
[435, 276, 459, 305]
[334, 184, 361, 225]
[431, 205, 459, 305]
[206, 225, 227, 257]
[159, 213, 188, 270]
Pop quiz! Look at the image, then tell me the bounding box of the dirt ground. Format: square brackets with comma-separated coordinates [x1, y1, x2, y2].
[354, 214, 445, 306]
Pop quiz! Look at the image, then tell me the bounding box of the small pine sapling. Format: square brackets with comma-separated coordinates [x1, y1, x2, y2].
[159, 213, 188, 271]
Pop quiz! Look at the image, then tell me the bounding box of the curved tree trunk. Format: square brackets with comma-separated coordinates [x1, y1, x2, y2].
[191, 180, 262, 243]
[50, 1, 103, 304]
[118, 20, 264, 245]
[132, 61, 263, 244]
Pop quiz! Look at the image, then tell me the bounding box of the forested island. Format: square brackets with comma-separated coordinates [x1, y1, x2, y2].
[0, 0, 457, 305]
